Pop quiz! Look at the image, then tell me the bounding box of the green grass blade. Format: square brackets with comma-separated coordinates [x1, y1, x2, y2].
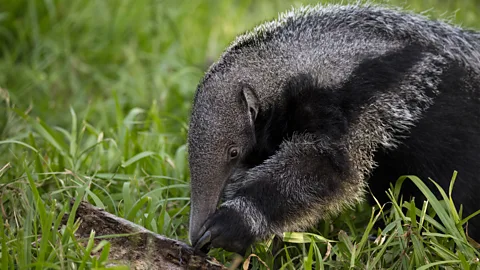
[283, 232, 334, 244]
[402, 175, 471, 255]
[85, 189, 106, 209]
[69, 106, 78, 158]
[417, 260, 461, 270]
[78, 230, 96, 270]
[97, 241, 111, 264]
[31, 117, 69, 157]
[127, 196, 150, 221]
[460, 209, 480, 226]
[368, 231, 397, 269]
[0, 210, 8, 270]
[0, 140, 39, 153]
[121, 151, 158, 168]
[122, 182, 133, 218]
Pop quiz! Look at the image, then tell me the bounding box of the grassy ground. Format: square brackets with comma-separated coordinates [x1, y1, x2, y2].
[1, 0, 480, 269]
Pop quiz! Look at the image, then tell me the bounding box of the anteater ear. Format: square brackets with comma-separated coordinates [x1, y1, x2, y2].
[242, 87, 259, 125]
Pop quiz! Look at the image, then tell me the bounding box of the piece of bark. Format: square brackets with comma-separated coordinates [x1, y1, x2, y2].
[62, 200, 227, 270]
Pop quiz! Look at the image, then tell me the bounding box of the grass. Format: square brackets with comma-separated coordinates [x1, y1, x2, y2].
[1, 0, 480, 269]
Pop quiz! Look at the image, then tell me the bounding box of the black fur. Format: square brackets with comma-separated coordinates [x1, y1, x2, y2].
[199, 207, 254, 254]
[369, 63, 480, 232]
[244, 43, 430, 170]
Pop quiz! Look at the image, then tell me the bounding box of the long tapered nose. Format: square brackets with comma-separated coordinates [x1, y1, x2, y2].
[189, 195, 217, 245]
[188, 170, 228, 246]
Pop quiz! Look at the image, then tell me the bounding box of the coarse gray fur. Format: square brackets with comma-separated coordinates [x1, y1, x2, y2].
[188, 3, 480, 254]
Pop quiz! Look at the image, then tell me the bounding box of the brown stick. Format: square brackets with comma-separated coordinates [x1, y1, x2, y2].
[62, 200, 227, 270]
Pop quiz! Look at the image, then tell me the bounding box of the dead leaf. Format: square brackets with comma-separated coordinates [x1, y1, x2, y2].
[243, 254, 270, 270]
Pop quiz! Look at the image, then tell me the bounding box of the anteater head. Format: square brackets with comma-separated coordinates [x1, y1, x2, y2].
[187, 70, 261, 246]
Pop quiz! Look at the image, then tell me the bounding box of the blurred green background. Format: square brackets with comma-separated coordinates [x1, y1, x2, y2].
[2, 0, 480, 130]
[1, 0, 480, 269]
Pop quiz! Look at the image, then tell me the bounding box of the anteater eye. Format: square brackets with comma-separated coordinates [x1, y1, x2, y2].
[229, 148, 239, 159]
